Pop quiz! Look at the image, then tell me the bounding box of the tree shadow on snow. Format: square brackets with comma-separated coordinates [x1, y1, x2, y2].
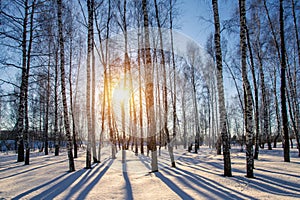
[12, 170, 76, 200]
[64, 157, 111, 199]
[122, 161, 133, 200]
[180, 156, 300, 198]
[160, 160, 255, 200]
[73, 158, 114, 199]
[12, 158, 114, 200]
[0, 159, 66, 180]
[232, 173, 300, 198]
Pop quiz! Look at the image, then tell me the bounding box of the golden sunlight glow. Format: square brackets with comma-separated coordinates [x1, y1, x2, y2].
[112, 86, 131, 105]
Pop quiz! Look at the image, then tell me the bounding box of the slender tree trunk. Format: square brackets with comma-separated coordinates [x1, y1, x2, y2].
[272, 67, 281, 148]
[57, 0, 75, 172]
[170, 0, 176, 168]
[212, 0, 232, 177]
[142, 0, 158, 172]
[94, 5, 107, 161]
[44, 51, 50, 156]
[257, 53, 271, 150]
[191, 60, 200, 154]
[154, 0, 175, 167]
[24, 0, 35, 164]
[54, 48, 60, 156]
[239, 0, 254, 178]
[292, 0, 300, 74]
[121, 0, 129, 163]
[91, 0, 97, 163]
[291, 0, 300, 157]
[246, 24, 260, 159]
[85, 0, 93, 169]
[16, 0, 29, 162]
[286, 64, 299, 155]
[251, 12, 271, 150]
[138, 27, 144, 155]
[69, 32, 78, 159]
[279, 0, 290, 162]
[182, 87, 187, 149]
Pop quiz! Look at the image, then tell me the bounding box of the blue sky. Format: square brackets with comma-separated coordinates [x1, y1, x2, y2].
[179, 0, 239, 98]
[179, 0, 237, 47]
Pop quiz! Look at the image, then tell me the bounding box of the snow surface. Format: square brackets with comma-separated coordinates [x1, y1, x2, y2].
[0, 145, 299, 200]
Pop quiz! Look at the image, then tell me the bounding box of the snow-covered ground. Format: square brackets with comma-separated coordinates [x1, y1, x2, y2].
[0, 145, 299, 200]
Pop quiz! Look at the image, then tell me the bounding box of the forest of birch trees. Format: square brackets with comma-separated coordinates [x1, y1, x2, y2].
[0, 0, 299, 177]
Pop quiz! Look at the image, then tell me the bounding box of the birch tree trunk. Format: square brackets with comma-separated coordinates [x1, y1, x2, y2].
[279, 0, 290, 162]
[142, 0, 158, 172]
[91, 0, 98, 163]
[16, 0, 29, 163]
[54, 48, 60, 156]
[154, 0, 176, 167]
[170, 0, 176, 167]
[85, 0, 93, 169]
[246, 21, 260, 159]
[291, 0, 300, 157]
[251, 11, 271, 150]
[57, 0, 75, 172]
[121, 0, 129, 163]
[239, 0, 254, 178]
[69, 30, 78, 159]
[212, 0, 232, 177]
[24, 0, 35, 164]
[138, 27, 144, 155]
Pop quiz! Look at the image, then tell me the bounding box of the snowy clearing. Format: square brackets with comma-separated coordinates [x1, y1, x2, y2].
[0, 146, 300, 200]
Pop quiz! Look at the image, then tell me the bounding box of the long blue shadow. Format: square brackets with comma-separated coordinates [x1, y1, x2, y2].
[76, 159, 114, 199]
[123, 162, 133, 200]
[30, 170, 87, 200]
[256, 168, 300, 179]
[184, 158, 300, 198]
[172, 166, 255, 199]
[65, 158, 110, 199]
[158, 159, 255, 200]
[155, 172, 194, 200]
[0, 159, 66, 180]
[12, 172, 69, 200]
[138, 155, 194, 199]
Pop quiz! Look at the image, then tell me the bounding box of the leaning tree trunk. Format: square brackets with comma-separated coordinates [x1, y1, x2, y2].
[57, 0, 75, 172]
[253, 12, 271, 150]
[154, 0, 175, 167]
[212, 0, 232, 177]
[246, 23, 260, 159]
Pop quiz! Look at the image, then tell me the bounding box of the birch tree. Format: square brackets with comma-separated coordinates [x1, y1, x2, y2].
[212, 0, 232, 177]
[85, 0, 93, 169]
[239, 0, 254, 178]
[57, 0, 75, 172]
[279, 0, 290, 162]
[142, 0, 158, 172]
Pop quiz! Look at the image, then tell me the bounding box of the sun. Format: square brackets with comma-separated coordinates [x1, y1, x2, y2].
[112, 86, 131, 105]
